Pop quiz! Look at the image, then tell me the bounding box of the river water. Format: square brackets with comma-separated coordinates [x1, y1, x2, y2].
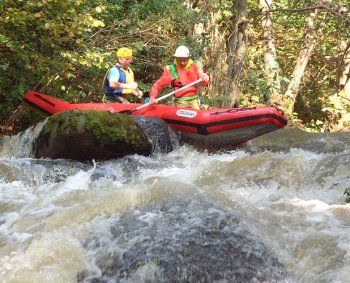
[0, 123, 349, 283]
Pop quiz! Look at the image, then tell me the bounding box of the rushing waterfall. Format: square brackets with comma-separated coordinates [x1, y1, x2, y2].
[1, 125, 350, 282]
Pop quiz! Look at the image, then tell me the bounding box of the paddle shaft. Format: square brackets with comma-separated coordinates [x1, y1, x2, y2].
[129, 78, 203, 113]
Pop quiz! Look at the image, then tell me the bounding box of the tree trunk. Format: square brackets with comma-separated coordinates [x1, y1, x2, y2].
[339, 40, 350, 94]
[343, 79, 350, 98]
[226, 0, 248, 107]
[284, 8, 327, 115]
[201, 4, 230, 108]
[260, 0, 282, 106]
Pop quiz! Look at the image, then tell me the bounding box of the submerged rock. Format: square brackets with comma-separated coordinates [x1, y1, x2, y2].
[34, 110, 152, 161]
[80, 196, 288, 282]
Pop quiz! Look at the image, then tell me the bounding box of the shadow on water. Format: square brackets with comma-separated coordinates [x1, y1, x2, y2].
[79, 196, 288, 283]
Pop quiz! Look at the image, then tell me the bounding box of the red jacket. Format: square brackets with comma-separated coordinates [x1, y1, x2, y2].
[150, 59, 209, 99]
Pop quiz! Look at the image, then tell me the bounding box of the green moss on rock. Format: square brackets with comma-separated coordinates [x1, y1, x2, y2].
[35, 110, 152, 161]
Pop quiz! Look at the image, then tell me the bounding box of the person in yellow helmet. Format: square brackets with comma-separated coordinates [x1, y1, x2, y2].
[103, 47, 143, 103]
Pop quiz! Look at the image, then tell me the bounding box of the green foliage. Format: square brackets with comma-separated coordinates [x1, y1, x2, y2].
[0, 0, 108, 120]
[201, 95, 231, 109]
[242, 0, 350, 131]
[303, 119, 325, 133]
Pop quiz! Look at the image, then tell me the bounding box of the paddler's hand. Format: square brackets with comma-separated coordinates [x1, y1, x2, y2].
[149, 97, 157, 104]
[197, 69, 210, 82]
[199, 72, 210, 82]
[133, 89, 143, 99]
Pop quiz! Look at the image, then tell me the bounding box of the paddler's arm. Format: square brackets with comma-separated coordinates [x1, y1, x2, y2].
[109, 80, 142, 98]
[197, 68, 210, 86]
[109, 81, 138, 90]
[149, 67, 174, 104]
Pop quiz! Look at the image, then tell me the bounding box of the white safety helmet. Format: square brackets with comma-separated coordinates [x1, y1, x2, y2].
[173, 45, 190, 57]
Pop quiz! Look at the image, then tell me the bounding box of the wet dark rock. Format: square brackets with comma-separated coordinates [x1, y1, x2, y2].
[34, 110, 152, 161]
[246, 126, 350, 153]
[81, 197, 288, 282]
[132, 116, 179, 154]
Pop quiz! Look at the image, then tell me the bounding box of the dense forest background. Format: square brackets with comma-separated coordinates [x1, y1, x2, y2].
[1, 0, 350, 133]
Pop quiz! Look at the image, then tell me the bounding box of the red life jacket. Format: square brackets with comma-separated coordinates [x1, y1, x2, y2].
[167, 60, 201, 98]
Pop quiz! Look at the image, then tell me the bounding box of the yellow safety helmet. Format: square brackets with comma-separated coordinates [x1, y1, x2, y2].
[116, 47, 133, 58]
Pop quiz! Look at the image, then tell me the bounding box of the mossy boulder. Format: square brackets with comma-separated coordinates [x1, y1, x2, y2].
[34, 110, 152, 161]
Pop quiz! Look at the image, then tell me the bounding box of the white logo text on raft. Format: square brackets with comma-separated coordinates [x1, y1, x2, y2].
[176, 109, 197, 118]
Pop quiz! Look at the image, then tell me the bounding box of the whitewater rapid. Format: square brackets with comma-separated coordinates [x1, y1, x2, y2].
[0, 126, 350, 282]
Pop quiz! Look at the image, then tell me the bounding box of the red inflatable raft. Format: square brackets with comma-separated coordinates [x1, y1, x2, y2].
[23, 91, 288, 148]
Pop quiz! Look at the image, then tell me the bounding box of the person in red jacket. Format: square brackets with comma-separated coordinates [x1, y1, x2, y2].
[149, 45, 210, 109]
